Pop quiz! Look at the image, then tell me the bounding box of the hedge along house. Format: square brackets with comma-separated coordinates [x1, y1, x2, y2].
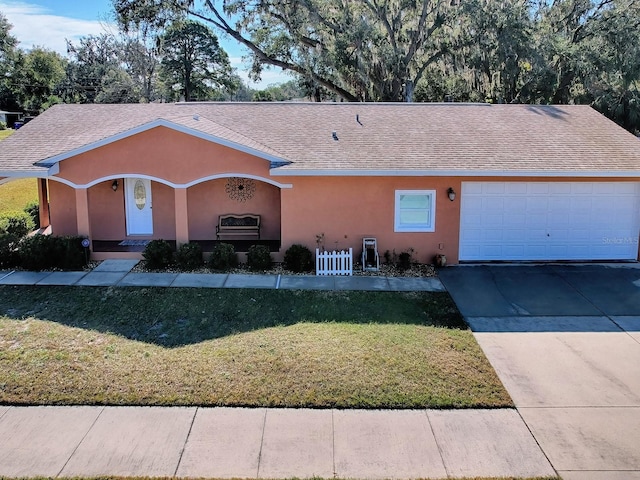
[0, 102, 639, 264]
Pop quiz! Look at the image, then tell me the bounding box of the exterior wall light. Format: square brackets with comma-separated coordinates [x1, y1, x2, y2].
[112, 180, 119, 192]
[447, 187, 456, 201]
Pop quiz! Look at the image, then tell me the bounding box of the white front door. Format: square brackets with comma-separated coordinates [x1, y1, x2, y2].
[125, 178, 153, 235]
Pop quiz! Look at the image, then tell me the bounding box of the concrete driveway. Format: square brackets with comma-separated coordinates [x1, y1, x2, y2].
[439, 264, 640, 480]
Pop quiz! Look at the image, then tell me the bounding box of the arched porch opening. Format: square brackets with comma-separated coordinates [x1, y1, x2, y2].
[187, 176, 282, 253]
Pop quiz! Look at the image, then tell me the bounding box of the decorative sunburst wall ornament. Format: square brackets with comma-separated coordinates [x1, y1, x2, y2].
[225, 177, 256, 202]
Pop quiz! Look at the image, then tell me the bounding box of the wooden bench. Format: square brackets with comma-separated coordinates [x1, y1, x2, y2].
[216, 214, 261, 240]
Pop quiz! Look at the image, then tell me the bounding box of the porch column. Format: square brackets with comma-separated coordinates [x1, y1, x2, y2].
[75, 187, 91, 239]
[37, 179, 50, 228]
[174, 188, 189, 247]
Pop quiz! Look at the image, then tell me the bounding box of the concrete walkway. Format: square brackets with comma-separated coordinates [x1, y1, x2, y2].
[0, 260, 561, 478]
[0, 259, 445, 292]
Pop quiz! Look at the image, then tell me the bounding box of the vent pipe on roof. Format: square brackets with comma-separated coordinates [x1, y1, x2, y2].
[332, 131, 339, 141]
[193, 114, 200, 121]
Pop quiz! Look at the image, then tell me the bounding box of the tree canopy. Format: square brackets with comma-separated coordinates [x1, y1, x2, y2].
[112, 0, 640, 133]
[0, 0, 638, 134]
[159, 19, 235, 101]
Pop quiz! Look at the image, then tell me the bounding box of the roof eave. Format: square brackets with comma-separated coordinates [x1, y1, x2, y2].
[0, 166, 54, 179]
[269, 168, 640, 178]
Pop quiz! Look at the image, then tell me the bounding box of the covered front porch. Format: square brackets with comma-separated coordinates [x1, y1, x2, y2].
[60, 175, 288, 260]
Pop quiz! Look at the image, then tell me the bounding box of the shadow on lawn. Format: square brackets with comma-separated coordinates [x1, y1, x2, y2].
[0, 285, 466, 347]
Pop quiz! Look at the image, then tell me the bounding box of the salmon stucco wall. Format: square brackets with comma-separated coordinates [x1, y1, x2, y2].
[187, 179, 281, 240]
[89, 181, 126, 240]
[56, 127, 273, 186]
[150, 182, 176, 239]
[279, 176, 461, 264]
[85, 180, 175, 240]
[48, 181, 78, 236]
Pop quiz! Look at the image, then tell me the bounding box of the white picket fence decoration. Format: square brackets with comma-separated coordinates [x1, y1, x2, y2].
[316, 248, 353, 276]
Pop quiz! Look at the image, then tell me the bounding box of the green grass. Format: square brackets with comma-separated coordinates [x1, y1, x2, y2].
[0, 286, 512, 409]
[0, 129, 14, 140]
[0, 178, 38, 214]
[0, 129, 38, 214]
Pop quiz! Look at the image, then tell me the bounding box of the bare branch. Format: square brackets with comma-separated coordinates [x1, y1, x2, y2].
[200, 0, 359, 101]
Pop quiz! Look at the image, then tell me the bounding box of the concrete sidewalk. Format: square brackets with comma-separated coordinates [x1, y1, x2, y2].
[0, 259, 445, 292]
[0, 406, 556, 479]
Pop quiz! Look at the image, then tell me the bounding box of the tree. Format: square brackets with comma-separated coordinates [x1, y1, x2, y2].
[118, 15, 166, 103]
[582, 1, 640, 133]
[0, 13, 20, 111]
[16, 47, 66, 113]
[121, 36, 159, 102]
[159, 19, 235, 101]
[452, 0, 537, 103]
[95, 68, 141, 103]
[253, 80, 305, 101]
[65, 34, 123, 103]
[114, 0, 463, 102]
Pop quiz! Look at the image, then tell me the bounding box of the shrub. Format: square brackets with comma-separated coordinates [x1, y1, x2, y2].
[284, 244, 314, 273]
[17, 235, 56, 270]
[142, 239, 174, 270]
[24, 201, 40, 229]
[58, 236, 88, 270]
[247, 244, 272, 271]
[397, 248, 415, 271]
[0, 210, 34, 238]
[17, 235, 87, 271]
[209, 243, 237, 271]
[0, 233, 20, 268]
[175, 242, 203, 270]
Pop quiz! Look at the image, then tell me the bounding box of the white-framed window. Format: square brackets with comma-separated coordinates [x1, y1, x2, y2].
[394, 190, 436, 232]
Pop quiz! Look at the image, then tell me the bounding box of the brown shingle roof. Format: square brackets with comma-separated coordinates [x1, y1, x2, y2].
[1, 102, 639, 176]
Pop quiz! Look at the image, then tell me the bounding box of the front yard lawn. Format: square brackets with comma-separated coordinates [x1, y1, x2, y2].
[0, 286, 512, 408]
[0, 178, 38, 214]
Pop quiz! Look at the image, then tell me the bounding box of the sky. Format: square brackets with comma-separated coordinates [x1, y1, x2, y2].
[0, 0, 289, 88]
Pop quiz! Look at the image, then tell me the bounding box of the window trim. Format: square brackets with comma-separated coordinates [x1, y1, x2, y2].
[394, 189, 436, 232]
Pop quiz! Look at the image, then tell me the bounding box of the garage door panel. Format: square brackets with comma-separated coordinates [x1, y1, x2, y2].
[485, 183, 506, 194]
[460, 182, 640, 261]
[527, 214, 547, 226]
[549, 182, 572, 194]
[485, 197, 505, 209]
[550, 229, 571, 241]
[549, 245, 569, 257]
[524, 245, 547, 258]
[504, 197, 527, 212]
[463, 182, 483, 194]
[571, 228, 591, 240]
[505, 183, 528, 194]
[504, 214, 526, 226]
[571, 182, 596, 194]
[485, 213, 504, 227]
[548, 197, 566, 210]
[503, 245, 525, 257]
[529, 183, 550, 194]
[527, 197, 548, 211]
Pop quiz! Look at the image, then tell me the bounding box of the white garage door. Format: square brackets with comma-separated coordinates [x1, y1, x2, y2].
[459, 182, 640, 261]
